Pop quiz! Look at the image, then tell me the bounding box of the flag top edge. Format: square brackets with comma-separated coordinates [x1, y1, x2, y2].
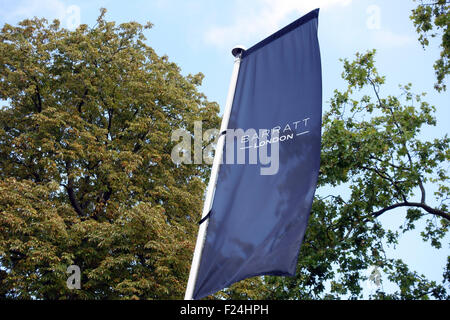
[242, 8, 319, 58]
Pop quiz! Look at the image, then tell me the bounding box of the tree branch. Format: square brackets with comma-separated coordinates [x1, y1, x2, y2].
[360, 164, 408, 202]
[367, 76, 428, 206]
[32, 82, 42, 113]
[77, 88, 88, 113]
[64, 161, 84, 217]
[373, 201, 450, 221]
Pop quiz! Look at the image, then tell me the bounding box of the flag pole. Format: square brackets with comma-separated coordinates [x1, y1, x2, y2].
[184, 45, 246, 300]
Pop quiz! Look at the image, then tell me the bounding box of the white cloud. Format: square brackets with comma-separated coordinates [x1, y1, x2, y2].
[204, 0, 352, 48]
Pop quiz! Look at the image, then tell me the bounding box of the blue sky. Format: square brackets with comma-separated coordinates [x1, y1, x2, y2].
[1, 0, 448, 296]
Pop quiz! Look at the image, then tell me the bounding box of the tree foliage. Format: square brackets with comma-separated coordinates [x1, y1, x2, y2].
[410, 0, 449, 91]
[253, 50, 449, 300]
[0, 10, 220, 299]
[0, 8, 448, 300]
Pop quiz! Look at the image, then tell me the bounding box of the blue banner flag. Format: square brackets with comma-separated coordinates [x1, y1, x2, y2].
[193, 8, 322, 299]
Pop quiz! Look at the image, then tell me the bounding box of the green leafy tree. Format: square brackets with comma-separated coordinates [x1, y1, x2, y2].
[410, 0, 449, 91]
[217, 3, 450, 300]
[203, 50, 449, 300]
[0, 9, 220, 299]
[1, 8, 448, 301]
[259, 50, 449, 300]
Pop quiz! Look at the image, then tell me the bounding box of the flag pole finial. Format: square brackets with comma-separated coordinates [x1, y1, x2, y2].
[232, 45, 246, 58]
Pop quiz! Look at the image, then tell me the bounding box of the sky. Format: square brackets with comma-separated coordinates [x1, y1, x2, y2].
[0, 0, 449, 296]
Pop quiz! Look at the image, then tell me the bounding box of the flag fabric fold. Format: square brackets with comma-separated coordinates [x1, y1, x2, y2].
[193, 8, 322, 299]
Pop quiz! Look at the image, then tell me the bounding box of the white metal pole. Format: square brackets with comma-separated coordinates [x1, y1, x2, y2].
[184, 45, 246, 300]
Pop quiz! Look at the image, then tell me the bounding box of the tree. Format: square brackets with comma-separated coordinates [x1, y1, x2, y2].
[217, 3, 450, 300]
[410, 0, 449, 91]
[1, 8, 448, 301]
[194, 51, 449, 300]
[258, 50, 449, 300]
[0, 9, 220, 299]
